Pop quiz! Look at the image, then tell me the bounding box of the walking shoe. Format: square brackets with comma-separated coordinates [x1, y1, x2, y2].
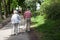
[10, 34, 16, 36]
[17, 33, 21, 35]
[26, 30, 31, 33]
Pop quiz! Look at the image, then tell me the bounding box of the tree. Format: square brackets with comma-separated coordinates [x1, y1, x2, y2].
[40, 0, 60, 20]
[0, 0, 2, 19]
[2, 0, 7, 19]
[18, 0, 25, 13]
[6, 0, 11, 17]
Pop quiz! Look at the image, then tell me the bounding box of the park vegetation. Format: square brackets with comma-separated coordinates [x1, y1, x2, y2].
[32, 0, 60, 40]
[0, 0, 60, 40]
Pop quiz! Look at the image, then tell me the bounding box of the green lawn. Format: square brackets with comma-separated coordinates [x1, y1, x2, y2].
[31, 15, 60, 40]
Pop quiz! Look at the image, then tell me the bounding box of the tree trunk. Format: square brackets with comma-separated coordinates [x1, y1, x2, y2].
[0, 0, 2, 19]
[7, 0, 10, 17]
[2, 0, 7, 19]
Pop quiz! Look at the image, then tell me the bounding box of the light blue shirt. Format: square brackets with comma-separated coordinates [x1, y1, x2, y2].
[11, 14, 20, 24]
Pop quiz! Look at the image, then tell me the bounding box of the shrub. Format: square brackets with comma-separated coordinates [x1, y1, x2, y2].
[40, 0, 60, 20]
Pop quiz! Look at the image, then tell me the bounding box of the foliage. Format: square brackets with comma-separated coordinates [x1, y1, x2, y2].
[31, 0, 60, 40]
[40, 0, 60, 20]
[18, 0, 25, 6]
[31, 15, 60, 40]
[10, 0, 18, 10]
[25, 0, 36, 12]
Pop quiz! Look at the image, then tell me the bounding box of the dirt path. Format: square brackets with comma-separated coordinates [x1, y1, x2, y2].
[0, 15, 30, 40]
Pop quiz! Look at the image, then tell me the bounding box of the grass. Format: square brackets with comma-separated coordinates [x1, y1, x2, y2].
[31, 15, 60, 40]
[31, 15, 45, 27]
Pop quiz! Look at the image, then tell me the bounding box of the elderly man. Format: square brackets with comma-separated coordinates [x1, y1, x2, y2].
[11, 10, 20, 35]
[24, 9, 32, 32]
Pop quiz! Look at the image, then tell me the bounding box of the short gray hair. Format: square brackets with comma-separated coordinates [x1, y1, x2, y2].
[13, 10, 18, 14]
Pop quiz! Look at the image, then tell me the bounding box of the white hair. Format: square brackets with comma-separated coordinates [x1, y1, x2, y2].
[13, 10, 18, 14]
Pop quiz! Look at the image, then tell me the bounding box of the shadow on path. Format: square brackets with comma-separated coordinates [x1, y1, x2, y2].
[6, 32, 30, 40]
[0, 15, 39, 40]
[0, 22, 13, 30]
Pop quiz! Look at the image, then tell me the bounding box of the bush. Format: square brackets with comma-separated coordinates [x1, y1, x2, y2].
[40, 0, 60, 20]
[33, 0, 60, 40]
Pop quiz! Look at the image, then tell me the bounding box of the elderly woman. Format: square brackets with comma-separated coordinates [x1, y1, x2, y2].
[11, 10, 20, 35]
